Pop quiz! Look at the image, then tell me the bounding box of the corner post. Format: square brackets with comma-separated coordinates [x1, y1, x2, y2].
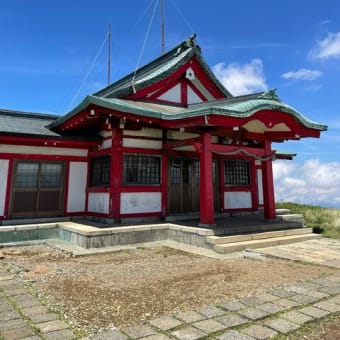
[262, 139, 276, 220]
[110, 126, 122, 221]
[199, 132, 215, 226]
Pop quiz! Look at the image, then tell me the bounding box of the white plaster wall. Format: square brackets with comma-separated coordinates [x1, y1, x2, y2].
[88, 192, 110, 214]
[123, 138, 162, 149]
[167, 130, 198, 140]
[224, 191, 252, 209]
[257, 169, 264, 205]
[120, 192, 161, 214]
[158, 84, 181, 102]
[100, 138, 112, 149]
[0, 160, 9, 216]
[187, 86, 203, 104]
[123, 128, 162, 138]
[0, 145, 87, 157]
[67, 162, 87, 213]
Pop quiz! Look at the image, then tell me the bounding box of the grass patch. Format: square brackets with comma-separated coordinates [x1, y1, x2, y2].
[276, 202, 340, 239]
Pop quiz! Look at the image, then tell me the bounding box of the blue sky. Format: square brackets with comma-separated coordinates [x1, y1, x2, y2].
[1, 0, 340, 207]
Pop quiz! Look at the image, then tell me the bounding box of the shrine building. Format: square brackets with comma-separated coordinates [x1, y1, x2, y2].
[0, 35, 327, 226]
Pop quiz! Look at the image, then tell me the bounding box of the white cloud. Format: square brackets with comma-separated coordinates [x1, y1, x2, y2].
[212, 59, 268, 96]
[310, 32, 340, 59]
[273, 159, 340, 207]
[281, 68, 322, 81]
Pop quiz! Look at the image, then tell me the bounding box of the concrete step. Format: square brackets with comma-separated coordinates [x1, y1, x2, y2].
[275, 208, 291, 215]
[212, 233, 321, 254]
[207, 228, 313, 245]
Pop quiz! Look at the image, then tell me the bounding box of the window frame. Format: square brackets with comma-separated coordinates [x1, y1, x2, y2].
[123, 154, 161, 186]
[89, 156, 111, 187]
[224, 159, 251, 186]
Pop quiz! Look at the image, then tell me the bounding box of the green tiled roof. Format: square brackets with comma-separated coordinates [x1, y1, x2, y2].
[50, 90, 327, 132]
[94, 34, 232, 99]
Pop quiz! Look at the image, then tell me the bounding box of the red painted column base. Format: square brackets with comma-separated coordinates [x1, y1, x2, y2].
[199, 132, 215, 226]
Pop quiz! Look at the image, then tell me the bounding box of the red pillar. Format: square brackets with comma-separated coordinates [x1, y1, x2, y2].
[161, 129, 168, 218]
[262, 140, 276, 220]
[199, 132, 215, 226]
[110, 127, 122, 221]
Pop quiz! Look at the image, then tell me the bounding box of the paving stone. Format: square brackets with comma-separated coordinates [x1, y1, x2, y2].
[281, 310, 313, 324]
[299, 306, 330, 318]
[274, 298, 300, 309]
[22, 304, 49, 316]
[171, 325, 207, 340]
[192, 318, 226, 333]
[237, 307, 270, 321]
[139, 335, 171, 340]
[289, 294, 320, 304]
[0, 301, 14, 313]
[241, 324, 277, 339]
[90, 329, 128, 340]
[5, 288, 28, 296]
[264, 317, 300, 334]
[0, 318, 27, 331]
[174, 310, 206, 323]
[121, 324, 155, 338]
[11, 296, 42, 308]
[30, 312, 59, 324]
[1, 325, 35, 339]
[269, 288, 296, 298]
[216, 313, 249, 327]
[0, 309, 20, 321]
[328, 295, 340, 305]
[285, 285, 309, 294]
[305, 290, 329, 300]
[239, 296, 265, 307]
[314, 300, 340, 312]
[218, 299, 247, 312]
[43, 329, 77, 340]
[36, 319, 69, 333]
[318, 285, 340, 295]
[254, 293, 279, 303]
[149, 316, 183, 331]
[198, 305, 225, 318]
[217, 330, 255, 340]
[257, 302, 286, 314]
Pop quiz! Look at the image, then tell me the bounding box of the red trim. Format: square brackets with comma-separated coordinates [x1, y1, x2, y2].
[122, 147, 162, 155]
[161, 130, 168, 217]
[187, 81, 208, 102]
[0, 153, 87, 162]
[262, 140, 276, 219]
[0, 135, 98, 148]
[4, 158, 13, 218]
[63, 161, 70, 215]
[120, 212, 162, 218]
[181, 79, 188, 105]
[121, 186, 161, 193]
[199, 132, 214, 225]
[148, 78, 181, 101]
[110, 127, 123, 219]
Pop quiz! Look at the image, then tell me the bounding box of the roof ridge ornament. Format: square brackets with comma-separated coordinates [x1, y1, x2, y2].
[185, 33, 197, 48]
[258, 89, 281, 102]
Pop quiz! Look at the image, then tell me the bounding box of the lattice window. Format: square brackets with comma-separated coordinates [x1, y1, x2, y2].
[224, 160, 250, 186]
[123, 154, 161, 185]
[90, 156, 110, 187]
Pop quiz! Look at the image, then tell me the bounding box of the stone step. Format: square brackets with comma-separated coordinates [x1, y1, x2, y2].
[207, 228, 313, 245]
[275, 208, 291, 215]
[212, 233, 321, 254]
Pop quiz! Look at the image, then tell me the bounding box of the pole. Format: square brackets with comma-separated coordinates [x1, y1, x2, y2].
[108, 24, 111, 85]
[161, 0, 165, 54]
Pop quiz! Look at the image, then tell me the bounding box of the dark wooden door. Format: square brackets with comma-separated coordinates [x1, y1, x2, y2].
[11, 161, 65, 218]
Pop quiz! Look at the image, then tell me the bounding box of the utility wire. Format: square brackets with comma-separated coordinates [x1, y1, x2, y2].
[131, 0, 160, 92]
[66, 30, 109, 113]
[169, 0, 196, 33]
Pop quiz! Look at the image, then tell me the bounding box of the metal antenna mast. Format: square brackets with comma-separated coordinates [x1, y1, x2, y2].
[108, 23, 111, 85]
[161, 0, 165, 53]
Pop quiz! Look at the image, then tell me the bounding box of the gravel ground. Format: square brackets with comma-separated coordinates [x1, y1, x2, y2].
[1, 244, 338, 333]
